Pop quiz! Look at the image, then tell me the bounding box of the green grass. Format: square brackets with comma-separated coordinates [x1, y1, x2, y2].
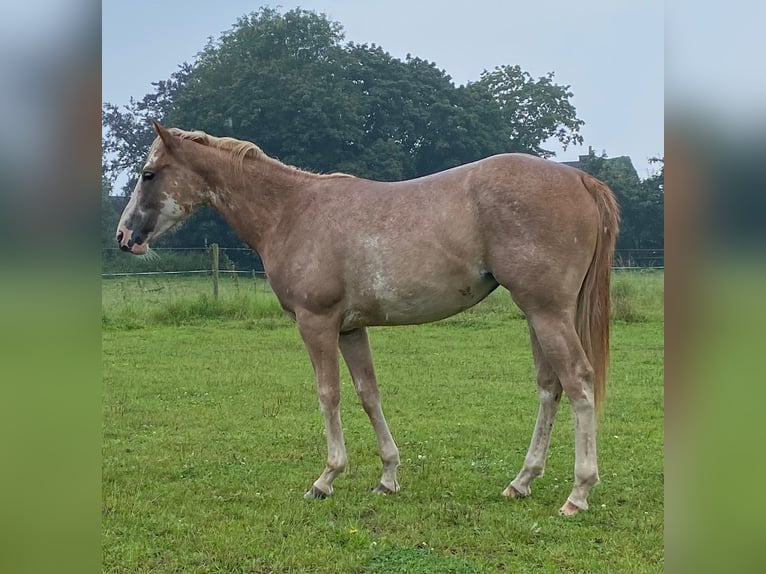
[102, 271, 663, 573]
[610, 270, 664, 323]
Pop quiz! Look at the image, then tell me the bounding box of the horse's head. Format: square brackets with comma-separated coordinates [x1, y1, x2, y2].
[116, 120, 207, 254]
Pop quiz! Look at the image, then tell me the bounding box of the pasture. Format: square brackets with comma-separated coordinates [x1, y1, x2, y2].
[102, 271, 663, 573]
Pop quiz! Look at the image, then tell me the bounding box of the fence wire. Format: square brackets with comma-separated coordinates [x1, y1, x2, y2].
[101, 247, 663, 278]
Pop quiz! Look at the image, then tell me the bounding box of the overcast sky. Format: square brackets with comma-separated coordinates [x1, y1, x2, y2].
[102, 0, 663, 179]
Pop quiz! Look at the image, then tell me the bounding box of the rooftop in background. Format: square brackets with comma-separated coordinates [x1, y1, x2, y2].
[560, 146, 596, 170]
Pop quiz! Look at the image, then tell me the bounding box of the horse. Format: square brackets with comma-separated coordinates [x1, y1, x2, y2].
[116, 120, 619, 515]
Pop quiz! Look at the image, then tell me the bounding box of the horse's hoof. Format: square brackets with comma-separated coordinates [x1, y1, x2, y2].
[304, 486, 330, 499]
[502, 485, 526, 498]
[372, 482, 397, 495]
[558, 501, 584, 516]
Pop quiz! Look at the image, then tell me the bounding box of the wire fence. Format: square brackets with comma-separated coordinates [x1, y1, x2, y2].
[101, 246, 663, 278]
[613, 248, 664, 270]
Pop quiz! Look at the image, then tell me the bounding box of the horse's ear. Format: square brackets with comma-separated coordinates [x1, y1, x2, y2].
[150, 119, 177, 151]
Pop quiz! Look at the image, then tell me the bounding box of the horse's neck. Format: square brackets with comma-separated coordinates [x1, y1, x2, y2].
[205, 156, 310, 258]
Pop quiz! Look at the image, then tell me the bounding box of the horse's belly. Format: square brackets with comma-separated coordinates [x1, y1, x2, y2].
[344, 272, 498, 329]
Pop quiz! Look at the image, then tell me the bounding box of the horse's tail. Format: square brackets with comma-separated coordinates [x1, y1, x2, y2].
[577, 174, 620, 413]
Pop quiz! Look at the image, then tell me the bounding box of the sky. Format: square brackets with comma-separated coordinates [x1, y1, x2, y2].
[102, 0, 664, 179]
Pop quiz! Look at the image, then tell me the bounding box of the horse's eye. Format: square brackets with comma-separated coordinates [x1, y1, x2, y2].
[142, 171, 155, 181]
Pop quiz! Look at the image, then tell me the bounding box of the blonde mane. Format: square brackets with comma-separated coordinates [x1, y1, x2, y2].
[166, 128, 352, 179]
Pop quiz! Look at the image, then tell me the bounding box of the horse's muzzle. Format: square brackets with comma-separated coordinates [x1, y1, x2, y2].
[116, 226, 148, 254]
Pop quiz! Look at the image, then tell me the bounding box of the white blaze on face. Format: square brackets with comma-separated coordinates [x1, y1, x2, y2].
[117, 180, 142, 230]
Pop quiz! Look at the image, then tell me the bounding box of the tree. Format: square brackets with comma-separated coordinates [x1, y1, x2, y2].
[639, 157, 664, 249]
[102, 7, 589, 253]
[467, 65, 584, 158]
[166, 8, 359, 175]
[102, 63, 192, 193]
[338, 44, 444, 179]
[580, 151, 664, 252]
[337, 45, 504, 179]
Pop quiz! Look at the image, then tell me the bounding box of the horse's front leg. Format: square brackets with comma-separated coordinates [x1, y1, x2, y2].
[339, 327, 400, 494]
[296, 309, 346, 498]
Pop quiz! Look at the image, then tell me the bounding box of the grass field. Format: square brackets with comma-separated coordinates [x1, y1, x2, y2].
[102, 271, 664, 573]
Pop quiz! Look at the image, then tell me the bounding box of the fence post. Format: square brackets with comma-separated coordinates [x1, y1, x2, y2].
[211, 243, 219, 300]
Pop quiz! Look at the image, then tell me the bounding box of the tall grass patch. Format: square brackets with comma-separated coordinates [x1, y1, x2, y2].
[102, 274, 285, 328]
[610, 270, 663, 323]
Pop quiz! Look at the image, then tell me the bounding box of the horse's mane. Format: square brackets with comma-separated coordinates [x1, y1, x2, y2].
[166, 128, 352, 179]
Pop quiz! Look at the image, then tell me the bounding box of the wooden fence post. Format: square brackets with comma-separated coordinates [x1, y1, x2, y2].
[211, 243, 219, 300]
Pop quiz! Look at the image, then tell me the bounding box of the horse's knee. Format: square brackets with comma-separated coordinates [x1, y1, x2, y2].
[535, 363, 559, 392]
[359, 395, 380, 417]
[561, 363, 595, 402]
[538, 385, 562, 405]
[317, 387, 340, 411]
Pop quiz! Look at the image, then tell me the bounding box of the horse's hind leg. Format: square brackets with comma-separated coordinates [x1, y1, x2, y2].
[526, 310, 600, 515]
[503, 323, 563, 498]
[339, 328, 400, 494]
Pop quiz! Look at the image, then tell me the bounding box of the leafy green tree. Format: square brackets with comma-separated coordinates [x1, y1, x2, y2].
[166, 7, 360, 174]
[639, 157, 664, 249]
[467, 65, 584, 158]
[337, 45, 501, 179]
[580, 151, 664, 252]
[338, 44, 438, 179]
[101, 7, 591, 257]
[102, 63, 192, 193]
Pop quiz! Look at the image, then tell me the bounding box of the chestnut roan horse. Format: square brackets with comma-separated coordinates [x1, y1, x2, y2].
[117, 121, 619, 515]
